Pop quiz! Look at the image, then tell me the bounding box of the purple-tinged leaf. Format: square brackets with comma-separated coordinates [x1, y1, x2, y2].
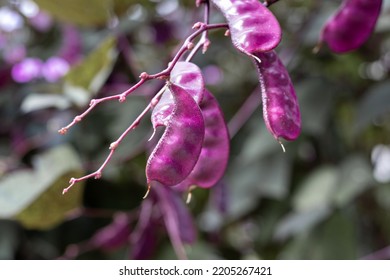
[156, 185, 196, 244]
[90, 212, 131, 251]
[130, 199, 158, 260]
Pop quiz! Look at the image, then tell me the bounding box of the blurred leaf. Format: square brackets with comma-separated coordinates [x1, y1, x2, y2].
[64, 36, 118, 107]
[15, 171, 83, 230]
[157, 240, 221, 260]
[279, 212, 357, 259]
[292, 166, 338, 212]
[21, 93, 71, 113]
[296, 79, 334, 136]
[227, 153, 290, 220]
[238, 122, 281, 164]
[318, 212, 357, 259]
[35, 0, 138, 27]
[0, 221, 19, 259]
[374, 184, 390, 210]
[354, 81, 390, 133]
[0, 145, 84, 229]
[333, 155, 374, 207]
[274, 207, 331, 241]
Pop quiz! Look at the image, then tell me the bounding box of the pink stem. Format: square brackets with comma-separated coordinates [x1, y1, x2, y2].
[58, 23, 227, 135]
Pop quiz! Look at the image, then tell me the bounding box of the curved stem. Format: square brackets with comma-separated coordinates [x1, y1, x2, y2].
[59, 23, 228, 134]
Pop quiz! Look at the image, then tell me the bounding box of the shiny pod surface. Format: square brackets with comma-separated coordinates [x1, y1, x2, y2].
[320, 0, 382, 53]
[146, 83, 205, 187]
[211, 0, 282, 54]
[151, 61, 204, 128]
[254, 51, 301, 141]
[173, 89, 230, 191]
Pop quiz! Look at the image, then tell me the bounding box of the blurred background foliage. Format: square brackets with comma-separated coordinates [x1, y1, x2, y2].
[1, 0, 390, 260]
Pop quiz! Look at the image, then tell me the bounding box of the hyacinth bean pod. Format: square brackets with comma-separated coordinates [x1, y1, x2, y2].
[146, 83, 205, 187]
[253, 51, 301, 141]
[211, 0, 282, 55]
[151, 61, 204, 128]
[173, 89, 230, 191]
[320, 0, 382, 53]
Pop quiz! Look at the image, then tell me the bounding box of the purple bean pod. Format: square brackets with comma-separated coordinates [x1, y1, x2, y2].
[146, 83, 205, 187]
[211, 0, 282, 55]
[320, 0, 382, 53]
[173, 89, 230, 191]
[151, 61, 204, 128]
[253, 50, 301, 141]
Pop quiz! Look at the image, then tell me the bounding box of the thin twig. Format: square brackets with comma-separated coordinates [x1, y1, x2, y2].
[186, 1, 211, 61]
[59, 23, 228, 135]
[62, 86, 167, 194]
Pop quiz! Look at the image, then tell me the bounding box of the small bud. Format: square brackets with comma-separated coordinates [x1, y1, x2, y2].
[74, 116, 82, 123]
[119, 95, 126, 103]
[224, 29, 230, 37]
[58, 128, 68, 135]
[192, 22, 202, 30]
[187, 42, 195, 50]
[109, 142, 118, 150]
[202, 39, 211, 54]
[94, 172, 102, 179]
[139, 72, 148, 79]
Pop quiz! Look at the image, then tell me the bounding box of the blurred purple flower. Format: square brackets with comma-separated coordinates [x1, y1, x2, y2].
[59, 25, 82, 64]
[28, 11, 53, 32]
[41, 57, 70, 82]
[203, 65, 223, 85]
[11, 57, 42, 83]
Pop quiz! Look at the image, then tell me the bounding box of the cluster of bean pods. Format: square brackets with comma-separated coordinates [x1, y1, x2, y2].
[64, 0, 383, 197]
[319, 0, 382, 53]
[147, 61, 229, 192]
[210, 0, 300, 145]
[146, 0, 300, 193]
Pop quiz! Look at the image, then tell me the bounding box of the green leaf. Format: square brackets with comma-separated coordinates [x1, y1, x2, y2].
[0, 145, 84, 229]
[35, 0, 138, 27]
[292, 166, 338, 212]
[238, 122, 281, 164]
[64, 36, 118, 107]
[296, 79, 334, 136]
[227, 153, 291, 220]
[279, 212, 357, 259]
[333, 155, 374, 207]
[274, 207, 331, 241]
[354, 81, 390, 133]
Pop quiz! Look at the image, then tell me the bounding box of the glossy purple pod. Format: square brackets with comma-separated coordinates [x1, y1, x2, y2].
[151, 61, 204, 128]
[173, 89, 230, 191]
[146, 83, 205, 187]
[253, 50, 301, 141]
[211, 0, 282, 55]
[320, 0, 382, 53]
